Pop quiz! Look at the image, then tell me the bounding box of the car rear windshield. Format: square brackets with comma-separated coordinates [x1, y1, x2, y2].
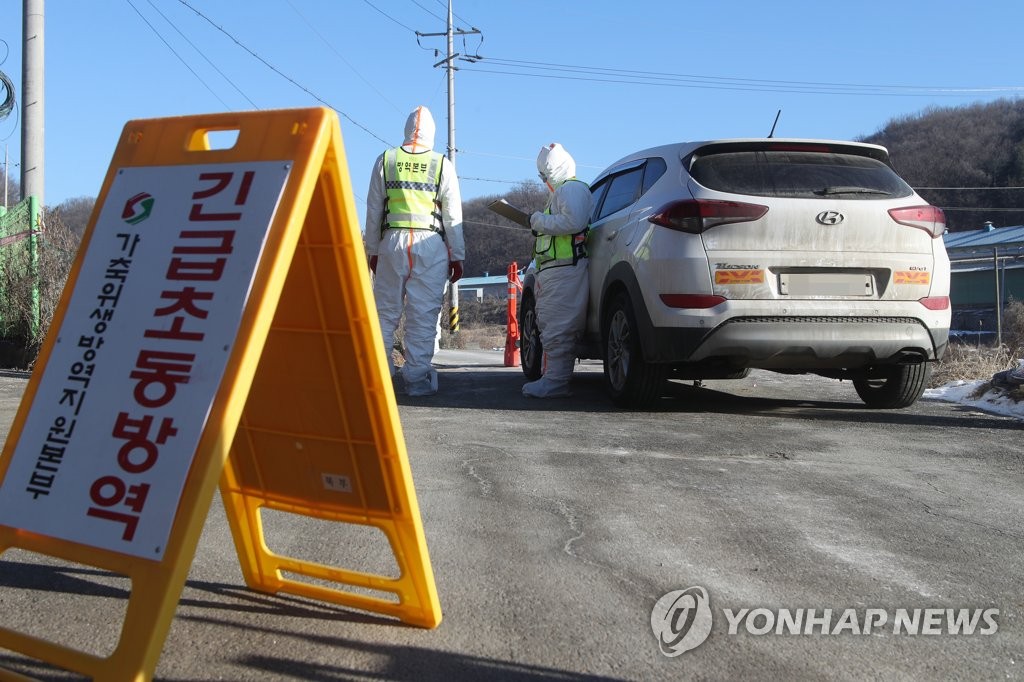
[689, 149, 915, 200]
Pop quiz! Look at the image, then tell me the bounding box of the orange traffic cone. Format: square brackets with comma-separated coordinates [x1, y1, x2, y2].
[504, 262, 521, 367]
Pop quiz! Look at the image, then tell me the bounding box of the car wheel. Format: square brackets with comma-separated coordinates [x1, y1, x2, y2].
[519, 290, 543, 381]
[603, 293, 667, 407]
[853, 363, 931, 409]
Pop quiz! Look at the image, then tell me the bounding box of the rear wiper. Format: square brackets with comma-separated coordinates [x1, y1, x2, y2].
[813, 186, 892, 196]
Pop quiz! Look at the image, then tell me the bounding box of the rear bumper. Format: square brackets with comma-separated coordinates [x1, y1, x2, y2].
[640, 313, 948, 368]
[595, 262, 950, 370]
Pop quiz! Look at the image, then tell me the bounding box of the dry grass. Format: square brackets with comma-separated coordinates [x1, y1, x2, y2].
[933, 339, 1024, 402]
[438, 296, 508, 351]
[931, 342, 1015, 386]
[931, 342, 1024, 405]
[932, 300, 1024, 401]
[440, 324, 506, 351]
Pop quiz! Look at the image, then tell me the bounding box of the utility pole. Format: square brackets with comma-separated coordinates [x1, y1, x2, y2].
[20, 0, 44, 340]
[22, 0, 44, 207]
[416, 0, 479, 164]
[445, 0, 455, 163]
[417, 1, 479, 334]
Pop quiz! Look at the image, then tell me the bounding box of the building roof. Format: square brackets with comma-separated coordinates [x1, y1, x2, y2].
[458, 274, 509, 287]
[943, 225, 1024, 251]
[950, 261, 1024, 273]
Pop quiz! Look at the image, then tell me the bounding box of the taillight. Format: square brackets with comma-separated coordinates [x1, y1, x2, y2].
[659, 294, 727, 309]
[889, 205, 946, 238]
[649, 199, 768, 234]
[919, 296, 949, 310]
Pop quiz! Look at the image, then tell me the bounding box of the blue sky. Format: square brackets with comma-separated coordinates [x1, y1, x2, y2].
[2, 0, 1023, 227]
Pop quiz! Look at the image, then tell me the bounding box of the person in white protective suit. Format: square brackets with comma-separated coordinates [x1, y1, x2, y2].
[523, 143, 594, 398]
[365, 106, 464, 397]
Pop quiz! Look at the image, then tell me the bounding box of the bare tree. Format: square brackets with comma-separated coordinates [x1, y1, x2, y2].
[0, 166, 20, 207]
[0, 208, 81, 367]
[462, 180, 546, 277]
[49, 196, 95, 237]
[862, 98, 1024, 231]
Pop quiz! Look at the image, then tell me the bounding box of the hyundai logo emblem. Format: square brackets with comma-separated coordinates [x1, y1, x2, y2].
[816, 211, 845, 225]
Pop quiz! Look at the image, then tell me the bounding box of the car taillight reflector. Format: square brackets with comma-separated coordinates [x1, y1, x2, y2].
[659, 294, 727, 309]
[919, 296, 949, 310]
[649, 199, 768, 234]
[889, 205, 946, 238]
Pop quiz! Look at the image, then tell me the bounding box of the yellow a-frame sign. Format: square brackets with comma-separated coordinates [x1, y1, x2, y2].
[0, 108, 441, 681]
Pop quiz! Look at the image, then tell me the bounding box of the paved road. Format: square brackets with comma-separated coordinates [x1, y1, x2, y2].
[0, 353, 1021, 680]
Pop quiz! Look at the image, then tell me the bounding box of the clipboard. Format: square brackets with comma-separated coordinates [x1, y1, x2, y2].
[487, 199, 532, 229]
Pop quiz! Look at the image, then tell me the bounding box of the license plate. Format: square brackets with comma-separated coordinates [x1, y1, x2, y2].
[778, 272, 874, 297]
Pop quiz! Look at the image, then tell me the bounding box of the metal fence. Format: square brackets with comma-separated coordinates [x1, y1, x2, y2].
[0, 196, 41, 340]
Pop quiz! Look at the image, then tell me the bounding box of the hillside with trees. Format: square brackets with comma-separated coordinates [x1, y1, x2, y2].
[860, 98, 1024, 232]
[461, 180, 547, 277]
[454, 98, 1024, 277]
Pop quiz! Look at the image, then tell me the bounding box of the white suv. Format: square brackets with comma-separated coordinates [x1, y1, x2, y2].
[519, 139, 951, 408]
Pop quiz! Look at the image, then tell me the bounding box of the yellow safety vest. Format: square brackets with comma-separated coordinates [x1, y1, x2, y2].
[382, 147, 445, 234]
[533, 179, 590, 271]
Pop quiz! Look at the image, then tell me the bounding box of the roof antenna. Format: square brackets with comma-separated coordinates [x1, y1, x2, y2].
[768, 109, 782, 138]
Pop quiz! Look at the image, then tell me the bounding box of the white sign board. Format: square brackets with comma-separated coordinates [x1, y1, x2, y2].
[0, 161, 290, 559]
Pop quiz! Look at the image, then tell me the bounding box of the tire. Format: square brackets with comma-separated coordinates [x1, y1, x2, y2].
[853, 363, 931, 409]
[519, 290, 543, 381]
[603, 293, 667, 408]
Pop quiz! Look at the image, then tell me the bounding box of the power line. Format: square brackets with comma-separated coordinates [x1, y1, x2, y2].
[536, 57, 1022, 92]
[0, 69, 14, 120]
[431, 0, 472, 28]
[460, 176, 528, 184]
[0, 41, 16, 145]
[463, 217, 532, 233]
[0, 37, 13, 121]
[461, 57, 1024, 97]
[175, 0, 392, 146]
[361, 0, 418, 33]
[0, 106, 17, 142]
[459, 147, 603, 171]
[142, 0, 259, 109]
[124, 0, 233, 110]
[479, 57, 1024, 94]
[459, 149, 537, 163]
[428, 68, 446, 110]
[286, 0, 402, 115]
[461, 67, 1002, 98]
[409, 0, 446, 24]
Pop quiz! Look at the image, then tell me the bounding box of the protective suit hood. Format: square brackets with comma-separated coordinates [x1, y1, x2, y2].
[403, 106, 435, 153]
[537, 143, 576, 189]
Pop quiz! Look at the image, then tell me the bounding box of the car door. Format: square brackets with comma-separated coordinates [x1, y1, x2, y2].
[585, 160, 647, 335]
